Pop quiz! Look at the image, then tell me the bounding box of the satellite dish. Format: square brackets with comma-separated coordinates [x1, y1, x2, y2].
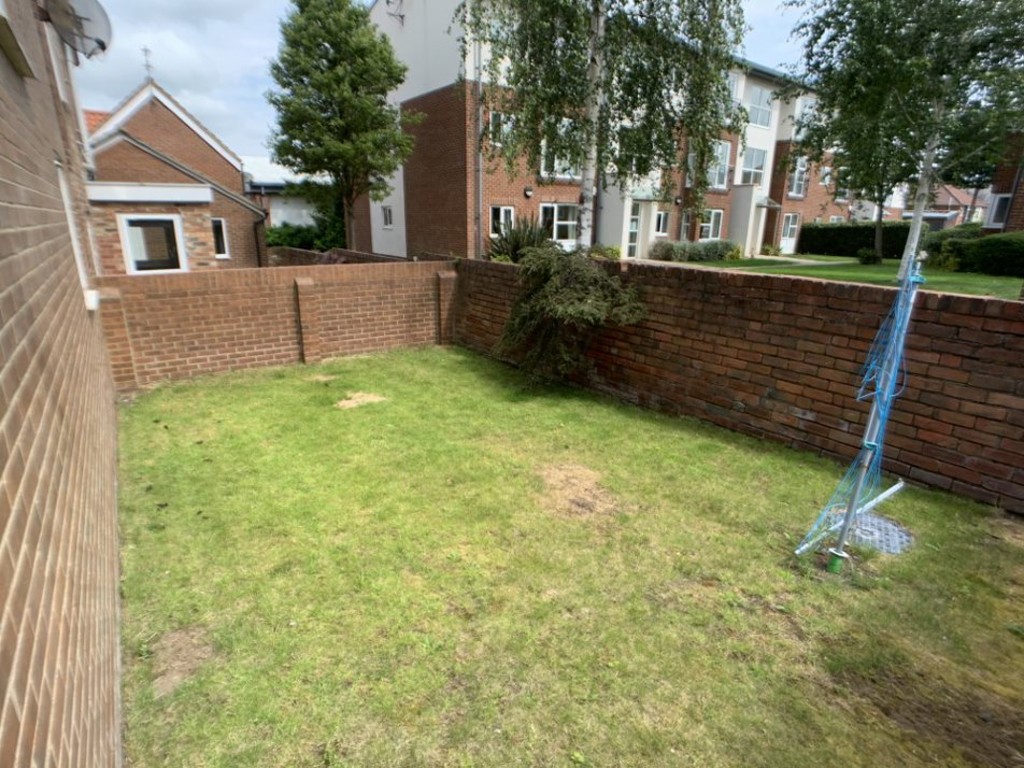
[45, 0, 112, 58]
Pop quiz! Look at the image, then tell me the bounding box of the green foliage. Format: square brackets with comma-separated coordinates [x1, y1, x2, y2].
[761, 244, 782, 257]
[488, 217, 555, 263]
[459, 0, 745, 242]
[946, 232, 1024, 277]
[266, 223, 319, 250]
[797, 222, 910, 258]
[857, 247, 882, 265]
[586, 244, 621, 260]
[649, 239, 676, 262]
[922, 223, 982, 271]
[498, 247, 645, 377]
[787, 0, 1024, 269]
[267, 0, 416, 249]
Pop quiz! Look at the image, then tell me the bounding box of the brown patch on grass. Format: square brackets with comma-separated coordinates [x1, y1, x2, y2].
[539, 464, 619, 519]
[336, 392, 386, 410]
[988, 515, 1024, 549]
[307, 373, 338, 383]
[151, 627, 214, 698]
[840, 668, 1024, 767]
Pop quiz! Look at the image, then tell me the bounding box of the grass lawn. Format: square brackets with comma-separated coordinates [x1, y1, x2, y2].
[119, 348, 1024, 767]
[742, 259, 1023, 300]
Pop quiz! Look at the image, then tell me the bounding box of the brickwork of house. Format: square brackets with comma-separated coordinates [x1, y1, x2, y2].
[765, 141, 852, 249]
[989, 137, 1024, 233]
[103, 96, 244, 193]
[91, 202, 220, 274]
[454, 259, 1024, 513]
[1, 2, 120, 765]
[96, 261, 458, 390]
[90, 86, 265, 273]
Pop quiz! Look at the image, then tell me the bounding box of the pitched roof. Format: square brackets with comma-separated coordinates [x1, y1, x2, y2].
[84, 110, 111, 135]
[88, 79, 242, 170]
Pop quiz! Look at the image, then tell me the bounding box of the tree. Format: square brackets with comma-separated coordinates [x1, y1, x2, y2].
[458, 0, 745, 250]
[788, 0, 1024, 275]
[267, 0, 416, 251]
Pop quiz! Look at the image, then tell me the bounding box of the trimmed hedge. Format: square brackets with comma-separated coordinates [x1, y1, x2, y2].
[945, 232, 1024, 277]
[796, 221, 910, 258]
[649, 239, 742, 262]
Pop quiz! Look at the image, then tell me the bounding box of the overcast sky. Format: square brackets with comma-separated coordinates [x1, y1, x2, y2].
[73, 0, 805, 158]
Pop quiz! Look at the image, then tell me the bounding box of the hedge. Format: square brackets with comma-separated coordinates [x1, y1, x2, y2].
[796, 221, 910, 258]
[945, 232, 1024, 277]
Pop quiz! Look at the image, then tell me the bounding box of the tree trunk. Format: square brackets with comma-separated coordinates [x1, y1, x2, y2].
[343, 195, 356, 253]
[577, 0, 605, 250]
[874, 194, 884, 258]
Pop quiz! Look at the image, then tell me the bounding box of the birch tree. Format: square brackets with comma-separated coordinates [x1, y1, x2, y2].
[458, 0, 745, 250]
[788, 0, 1024, 276]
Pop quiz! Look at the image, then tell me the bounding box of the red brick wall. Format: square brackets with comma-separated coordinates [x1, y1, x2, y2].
[454, 259, 1024, 513]
[766, 141, 851, 248]
[96, 261, 457, 390]
[92, 136, 262, 273]
[1, 4, 120, 766]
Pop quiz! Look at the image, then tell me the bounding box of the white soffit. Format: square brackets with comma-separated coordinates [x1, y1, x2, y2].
[87, 182, 213, 203]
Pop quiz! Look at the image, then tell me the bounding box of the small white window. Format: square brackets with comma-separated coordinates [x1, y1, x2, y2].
[119, 215, 187, 274]
[540, 203, 579, 248]
[748, 85, 773, 128]
[382, 205, 393, 228]
[699, 209, 724, 241]
[489, 112, 513, 146]
[211, 218, 230, 259]
[740, 147, 767, 186]
[820, 167, 832, 186]
[788, 156, 808, 197]
[655, 210, 669, 236]
[829, 215, 845, 223]
[781, 213, 800, 239]
[541, 120, 581, 179]
[490, 205, 515, 237]
[709, 141, 730, 189]
[988, 194, 1010, 228]
[834, 168, 850, 201]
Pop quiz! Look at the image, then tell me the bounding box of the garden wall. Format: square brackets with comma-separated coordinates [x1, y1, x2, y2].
[454, 259, 1024, 513]
[97, 261, 457, 391]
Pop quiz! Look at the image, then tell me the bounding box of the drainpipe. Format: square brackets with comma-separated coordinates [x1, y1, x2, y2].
[474, 40, 484, 258]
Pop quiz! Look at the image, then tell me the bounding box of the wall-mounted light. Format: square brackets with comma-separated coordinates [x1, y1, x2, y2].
[673, 196, 683, 206]
[524, 187, 534, 199]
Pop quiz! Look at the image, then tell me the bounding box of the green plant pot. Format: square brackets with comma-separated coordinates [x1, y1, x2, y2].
[826, 548, 849, 574]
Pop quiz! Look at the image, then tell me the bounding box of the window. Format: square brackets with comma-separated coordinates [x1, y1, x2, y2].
[726, 72, 741, 106]
[627, 202, 641, 257]
[211, 218, 229, 259]
[795, 98, 816, 139]
[490, 205, 515, 237]
[709, 140, 730, 189]
[988, 195, 1011, 228]
[381, 205, 393, 228]
[655, 210, 669, 236]
[781, 213, 800, 240]
[747, 85, 773, 128]
[120, 215, 186, 273]
[540, 203, 579, 247]
[699, 209, 724, 241]
[788, 156, 808, 197]
[829, 215, 845, 223]
[740, 147, 767, 185]
[0, 0, 33, 77]
[541, 120, 581, 179]
[489, 111, 513, 146]
[819, 166, 832, 187]
[834, 168, 850, 201]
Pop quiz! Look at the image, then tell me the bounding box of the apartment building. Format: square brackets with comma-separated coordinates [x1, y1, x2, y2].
[986, 135, 1024, 233]
[363, 1, 849, 259]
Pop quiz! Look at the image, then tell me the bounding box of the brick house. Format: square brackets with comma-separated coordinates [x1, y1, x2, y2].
[1, 0, 122, 764]
[361, 2, 861, 259]
[985, 135, 1024, 233]
[85, 80, 267, 274]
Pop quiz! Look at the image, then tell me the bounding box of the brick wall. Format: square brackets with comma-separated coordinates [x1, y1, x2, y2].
[96, 261, 457, 390]
[1, 2, 121, 765]
[454, 259, 1024, 513]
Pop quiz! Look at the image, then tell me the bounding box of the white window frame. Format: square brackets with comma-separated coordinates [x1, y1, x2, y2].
[118, 214, 189, 275]
[699, 209, 724, 241]
[709, 140, 730, 189]
[781, 212, 800, 240]
[381, 205, 393, 229]
[541, 120, 582, 180]
[211, 217, 230, 259]
[740, 147, 767, 186]
[489, 111, 513, 147]
[820, 166, 833, 187]
[748, 85, 773, 128]
[829, 215, 845, 223]
[987, 194, 1011, 228]
[834, 167, 850, 201]
[788, 156, 808, 198]
[490, 205, 515, 238]
[655, 210, 669, 236]
[540, 203, 579, 249]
